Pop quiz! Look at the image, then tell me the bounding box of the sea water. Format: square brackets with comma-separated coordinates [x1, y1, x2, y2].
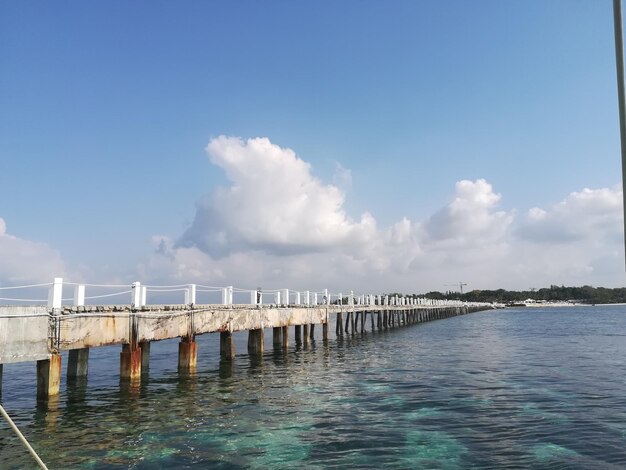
[1, 306, 625, 469]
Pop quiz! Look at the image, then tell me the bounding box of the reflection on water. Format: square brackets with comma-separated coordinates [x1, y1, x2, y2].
[1, 306, 626, 468]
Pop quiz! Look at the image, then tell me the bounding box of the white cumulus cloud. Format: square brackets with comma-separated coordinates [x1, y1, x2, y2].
[0, 217, 66, 284]
[179, 136, 376, 257]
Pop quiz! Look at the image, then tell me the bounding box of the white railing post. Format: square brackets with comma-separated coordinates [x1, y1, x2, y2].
[141, 286, 147, 307]
[305, 291, 310, 306]
[228, 286, 233, 305]
[283, 289, 289, 306]
[131, 282, 141, 308]
[222, 287, 228, 305]
[349, 291, 354, 306]
[314, 293, 318, 305]
[338, 292, 343, 305]
[274, 291, 281, 306]
[324, 289, 329, 305]
[73, 284, 85, 307]
[296, 291, 301, 305]
[48, 277, 63, 311]
[250, 289, 257, 305]
[185, 284, 196, 306]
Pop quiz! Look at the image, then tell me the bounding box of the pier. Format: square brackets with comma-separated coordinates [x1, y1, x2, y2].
[0, 278, 493, 400]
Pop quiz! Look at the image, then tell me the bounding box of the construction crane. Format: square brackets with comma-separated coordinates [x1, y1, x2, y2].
[445, 282, 468, 294]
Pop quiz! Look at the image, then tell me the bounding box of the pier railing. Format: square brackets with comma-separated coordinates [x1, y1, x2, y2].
[0, 277, 487, 311]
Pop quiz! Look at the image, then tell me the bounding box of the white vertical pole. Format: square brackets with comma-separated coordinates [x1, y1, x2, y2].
[250, 290, 257, 305]
[275, 291, 281, 305]
[73, 284, 85, 307]
[338, 292, 342, 305]
[314, 293, 318, 305]
[131, 282, 141, 308]
[141, 286, 147, 307]
[349, 291, 354, 306]
[296, 291, 301, 305]
[185, 284, 196, 305]
[222, 287, 228, 305]
[324, 289, 329, 305]
[305, 291, 310, 306]
[48, 277, 63, 311]
[283, 289, 289, 306]
[228, 286, 233, 305]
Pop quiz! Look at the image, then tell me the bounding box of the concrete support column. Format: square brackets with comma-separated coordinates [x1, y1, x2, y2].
[247, 329, 264, 355]
[120, 344, 141, 381]
[281, 326, 289, 349]
[322, 321, 329, 340]
[336, 312, 343, 336]
[67, 348, 89, 379]
[140, 341, 150, 372]
[295, 325, 302, 344]
[37, 354, 62, 399]
[178, 336, 197, 371]
[220, 331, 235, 360]
[303, 325, 310, 345]
[273, 327, 282, 347]
[309, 323, 315, 340]
[350, 311, 356, 334]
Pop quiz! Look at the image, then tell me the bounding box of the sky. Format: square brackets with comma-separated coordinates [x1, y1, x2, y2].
[1, 0, 625, 294]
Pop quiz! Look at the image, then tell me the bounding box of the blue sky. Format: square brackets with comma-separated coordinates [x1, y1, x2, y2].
[1, 1, 624, 292]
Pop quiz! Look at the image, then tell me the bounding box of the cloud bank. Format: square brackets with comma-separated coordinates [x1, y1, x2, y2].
[147, 136, 625, 292]
[1, 136, 622, 292]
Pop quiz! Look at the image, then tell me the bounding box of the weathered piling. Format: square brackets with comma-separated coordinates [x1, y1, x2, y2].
[178, 336, 197, 372]
[336, 312, 343, 336]
[67, 348, 89, 379]
[273, 327, 282, 347]
[120, 344, 141, 381]
[140, 341, 150, 372]
[220, 331, 235, 360]
[247, 329, 264, 355]
[303, 325, 310, 345]
[37, 354, 61, 399]
[295, 325, 302, 344]
[281, 326, 289, 349]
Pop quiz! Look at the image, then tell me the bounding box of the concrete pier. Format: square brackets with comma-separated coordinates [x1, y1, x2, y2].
[0, 287, 493, 400]
[120, 344, 141, 381]
[37, 354, 61, 400]
[67, 348, 89, 379]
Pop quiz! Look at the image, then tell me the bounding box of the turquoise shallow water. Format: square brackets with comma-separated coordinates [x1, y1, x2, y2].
[1, 306, 626, 469]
